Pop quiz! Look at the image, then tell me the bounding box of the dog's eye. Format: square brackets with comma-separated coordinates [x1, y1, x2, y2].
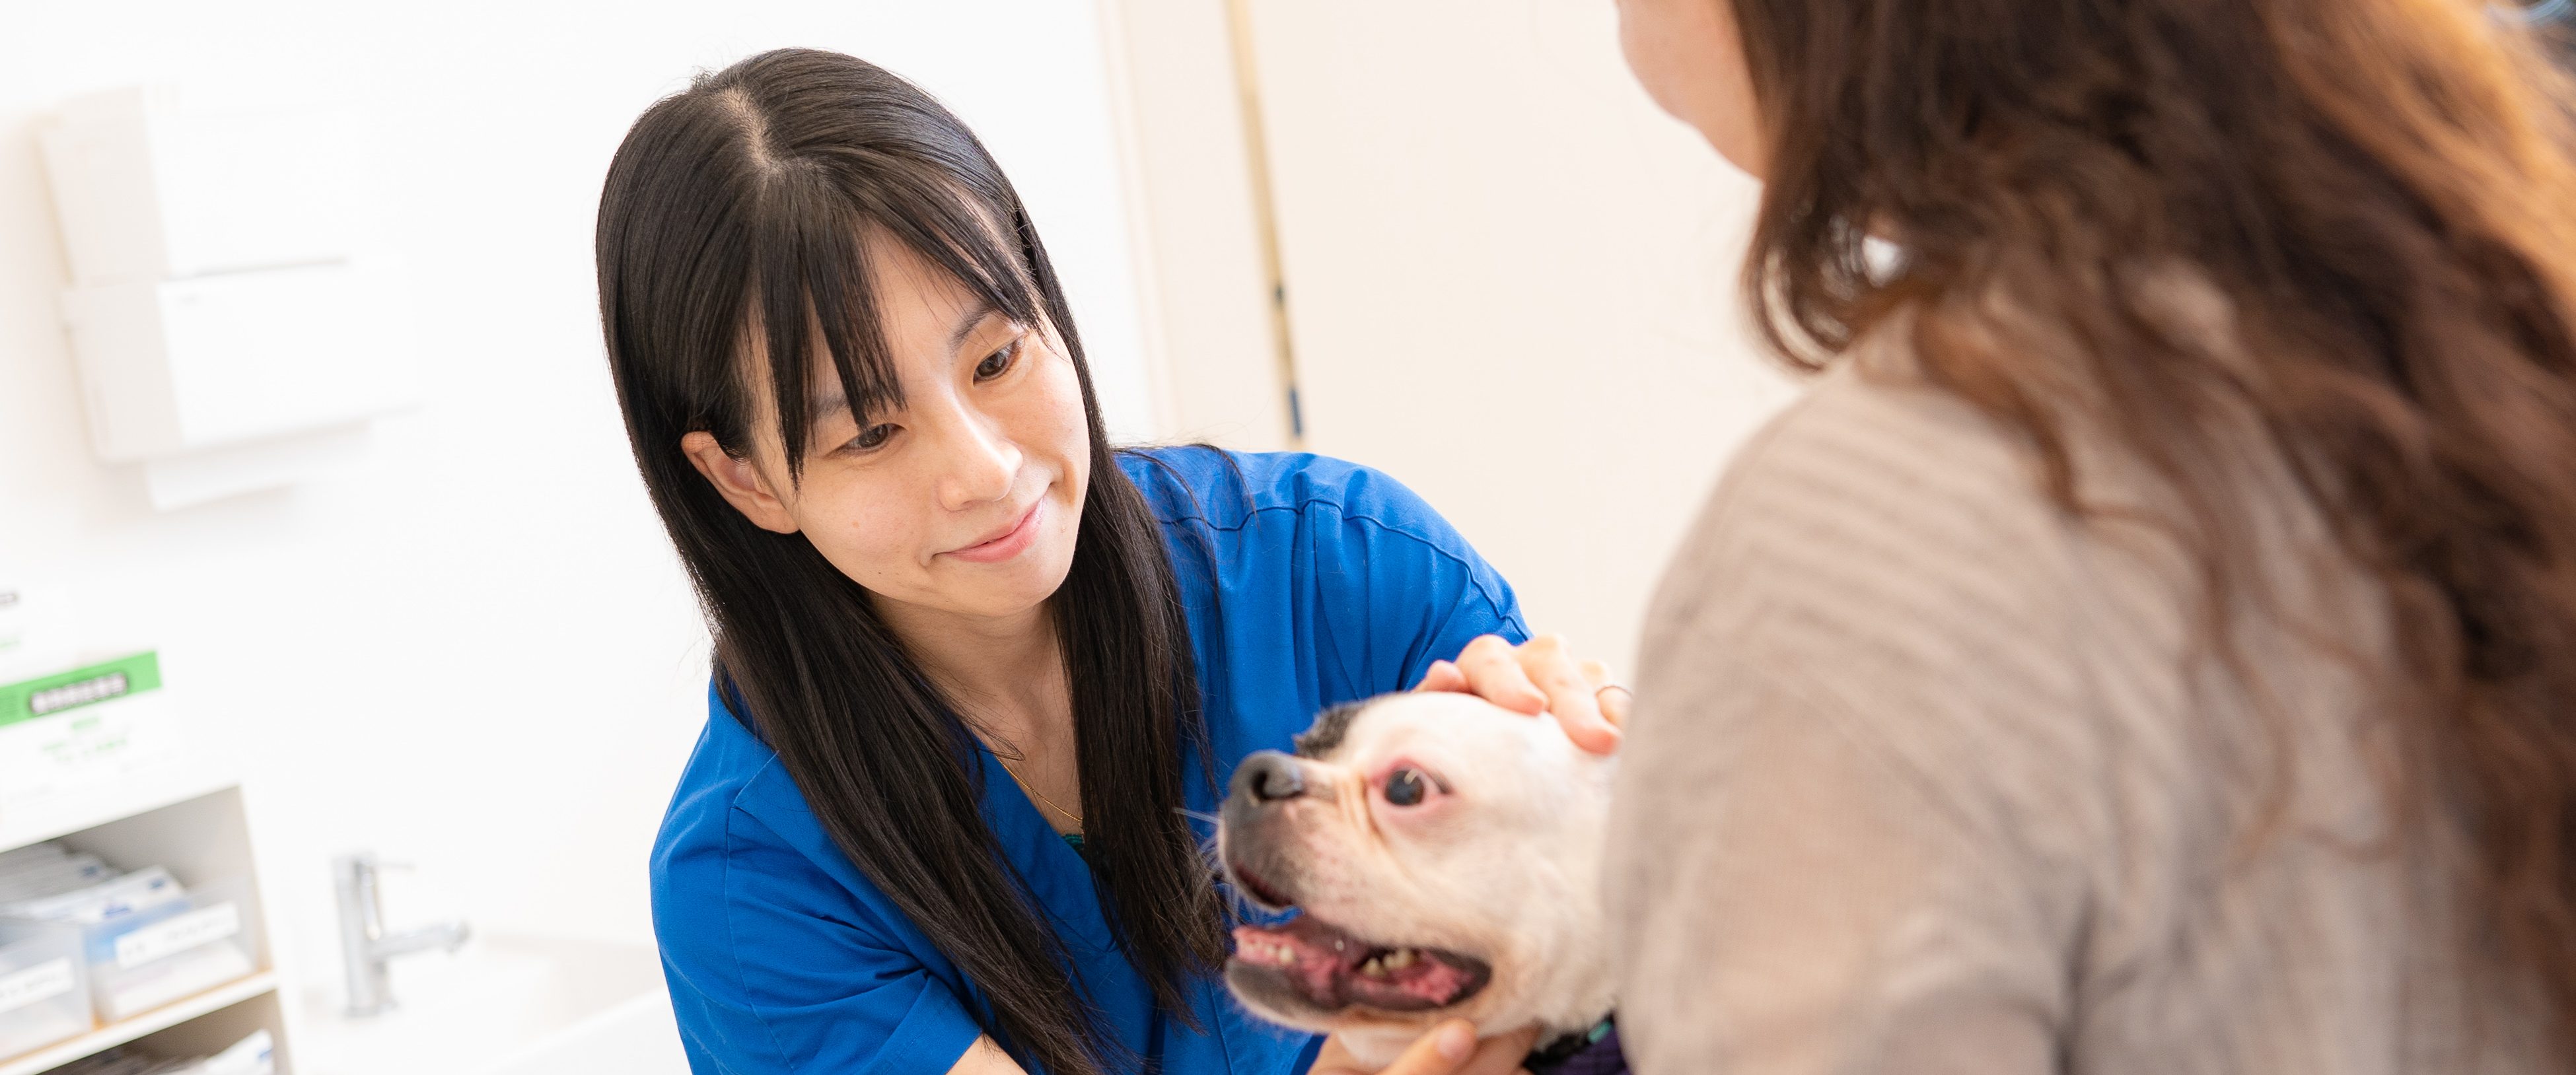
[1384, 768, 1428, 807]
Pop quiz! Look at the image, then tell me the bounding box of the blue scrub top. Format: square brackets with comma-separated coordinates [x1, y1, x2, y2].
[651, 448, 1530, 1075]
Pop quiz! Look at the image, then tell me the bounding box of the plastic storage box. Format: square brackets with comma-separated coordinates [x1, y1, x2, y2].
[0, 925, 92, 1059]
[78, 874, 260, 1022]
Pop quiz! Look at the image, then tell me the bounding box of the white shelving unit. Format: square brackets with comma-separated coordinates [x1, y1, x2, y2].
[0, 771, 292, 1074]
[0, 760, 241, 858]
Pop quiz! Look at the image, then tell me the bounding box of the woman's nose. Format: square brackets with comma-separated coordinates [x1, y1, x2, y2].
[933, 410, 1021, 510]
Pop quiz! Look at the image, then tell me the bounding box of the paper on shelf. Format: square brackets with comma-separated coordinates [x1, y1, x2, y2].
[0, 868, 182, 925]
[197, 1028, 272, 1075]
[0, 852, 115, 903]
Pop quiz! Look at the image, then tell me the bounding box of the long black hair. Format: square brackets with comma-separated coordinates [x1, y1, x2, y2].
[595, 48, 1225, 1075]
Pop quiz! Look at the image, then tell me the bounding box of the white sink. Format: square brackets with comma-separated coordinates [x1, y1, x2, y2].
[287, 934, 688, 1075]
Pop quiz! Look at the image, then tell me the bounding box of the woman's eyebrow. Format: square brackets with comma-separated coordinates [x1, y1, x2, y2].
[803, 299, 1007, 433]
[946, 298, 1003, 355]
[806, 379, 862, 433]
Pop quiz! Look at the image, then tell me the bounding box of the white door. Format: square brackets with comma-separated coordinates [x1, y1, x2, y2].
[1109, 0, 1795, 671]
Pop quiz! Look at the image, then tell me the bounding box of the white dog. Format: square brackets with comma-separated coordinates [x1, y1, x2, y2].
[1217, 692, 1621, 1071]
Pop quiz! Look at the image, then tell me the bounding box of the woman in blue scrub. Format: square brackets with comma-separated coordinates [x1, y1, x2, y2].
[596, 50, 1624, 1075]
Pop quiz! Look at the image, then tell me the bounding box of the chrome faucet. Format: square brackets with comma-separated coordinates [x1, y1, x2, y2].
[332, 852, 470, 1016]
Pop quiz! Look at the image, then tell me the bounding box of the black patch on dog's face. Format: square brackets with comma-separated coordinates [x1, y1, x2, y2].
[1293, 699, 1375, 758]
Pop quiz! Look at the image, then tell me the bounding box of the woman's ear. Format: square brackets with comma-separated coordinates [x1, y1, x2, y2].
[681, 431, 801, 535]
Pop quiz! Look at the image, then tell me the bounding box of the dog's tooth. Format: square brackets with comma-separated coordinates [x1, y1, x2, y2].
[1359, 955, 1385, 977]
[1384, 948, 1415, 970]
[1279, 946, 1296, 966]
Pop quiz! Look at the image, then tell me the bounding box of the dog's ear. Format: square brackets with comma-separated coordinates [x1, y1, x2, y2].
[1293, 699, 1375, 758]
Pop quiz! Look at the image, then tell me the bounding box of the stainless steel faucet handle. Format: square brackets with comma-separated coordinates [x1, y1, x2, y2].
[332, 852, 417, 876]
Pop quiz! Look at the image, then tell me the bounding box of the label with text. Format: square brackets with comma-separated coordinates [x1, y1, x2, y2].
[0, 957, 76, 1014]
[114, 902, 240, 970]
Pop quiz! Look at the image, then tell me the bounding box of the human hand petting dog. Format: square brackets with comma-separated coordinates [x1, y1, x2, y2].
[1413, 635, 1628, 754]
[1312, 1020, 1540, 1075]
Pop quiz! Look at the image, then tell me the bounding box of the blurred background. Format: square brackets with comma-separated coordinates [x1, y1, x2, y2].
[0, 1, 1785, 1072]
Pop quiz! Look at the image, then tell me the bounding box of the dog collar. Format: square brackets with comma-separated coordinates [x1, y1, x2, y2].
[1524, 1015, 1624, 1075]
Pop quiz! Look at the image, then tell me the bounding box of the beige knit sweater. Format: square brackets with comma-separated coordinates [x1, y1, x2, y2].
[1605, 341, 2553, 1074]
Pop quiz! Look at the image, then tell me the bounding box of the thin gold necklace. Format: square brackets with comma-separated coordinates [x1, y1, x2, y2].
[995, 751, 1083, 831]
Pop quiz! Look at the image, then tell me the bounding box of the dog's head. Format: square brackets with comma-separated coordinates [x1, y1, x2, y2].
[1217, 692, 1615, 1063]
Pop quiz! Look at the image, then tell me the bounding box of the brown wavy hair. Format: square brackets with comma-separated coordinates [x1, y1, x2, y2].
[1726, 0, 2576, 1055]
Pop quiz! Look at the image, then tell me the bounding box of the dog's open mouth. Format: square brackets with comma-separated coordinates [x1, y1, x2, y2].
[1227, 914, 1492, 1013]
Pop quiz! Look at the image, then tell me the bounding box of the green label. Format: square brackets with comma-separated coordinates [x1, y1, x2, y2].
[0, 652, 161, 729]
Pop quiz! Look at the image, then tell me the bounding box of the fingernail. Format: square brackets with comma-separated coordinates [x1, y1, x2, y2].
[1437, 1022, 1475, 1061]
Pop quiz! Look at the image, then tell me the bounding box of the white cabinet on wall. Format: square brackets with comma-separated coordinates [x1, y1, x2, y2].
[56, 265, 412, 462]
[38, 88, 361, 285]
[37, 85, 417, 512]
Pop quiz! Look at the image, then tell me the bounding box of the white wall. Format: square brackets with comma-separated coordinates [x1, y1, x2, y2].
[0, 0, 1160, 1003]
[1235, 0, 1796, 674]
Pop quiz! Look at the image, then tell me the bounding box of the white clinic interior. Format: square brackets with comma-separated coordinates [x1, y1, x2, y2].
[0, 1, 1786, 1072]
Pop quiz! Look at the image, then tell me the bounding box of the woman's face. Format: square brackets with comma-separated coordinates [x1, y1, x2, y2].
[685, 236, 1092, 629]
[1614, 0, 1768, 177]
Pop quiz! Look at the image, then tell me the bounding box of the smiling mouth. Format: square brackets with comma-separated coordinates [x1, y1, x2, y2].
[945, 499, 1043, 563]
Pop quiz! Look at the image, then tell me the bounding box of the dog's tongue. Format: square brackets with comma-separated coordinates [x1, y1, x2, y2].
[1229, 917, 1487, 1012]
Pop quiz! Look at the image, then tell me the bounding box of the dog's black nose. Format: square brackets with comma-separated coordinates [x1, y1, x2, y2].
[1233, 750, 1306, 803]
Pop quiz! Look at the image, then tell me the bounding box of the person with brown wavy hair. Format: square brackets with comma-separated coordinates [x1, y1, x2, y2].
[1598, 0, 2576, 1072]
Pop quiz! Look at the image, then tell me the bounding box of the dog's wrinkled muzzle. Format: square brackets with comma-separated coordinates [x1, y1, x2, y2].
[1220, 750, 1312, 909]
[1217, 749, 1494, 1016]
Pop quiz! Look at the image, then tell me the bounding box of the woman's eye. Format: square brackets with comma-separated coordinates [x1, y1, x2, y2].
[974, 339, 1020, 380]
[849, 423, 898, 451]
[1384, 768, 1427, 808]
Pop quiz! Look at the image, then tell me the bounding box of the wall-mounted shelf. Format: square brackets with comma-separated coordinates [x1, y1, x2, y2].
[0, 775, 291, 1073]
[0, 757, 240, 856]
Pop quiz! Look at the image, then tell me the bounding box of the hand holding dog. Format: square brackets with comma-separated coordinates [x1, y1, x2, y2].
[1312, 1020, 1539, 1075]
[1413, 634, 1628, 754]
